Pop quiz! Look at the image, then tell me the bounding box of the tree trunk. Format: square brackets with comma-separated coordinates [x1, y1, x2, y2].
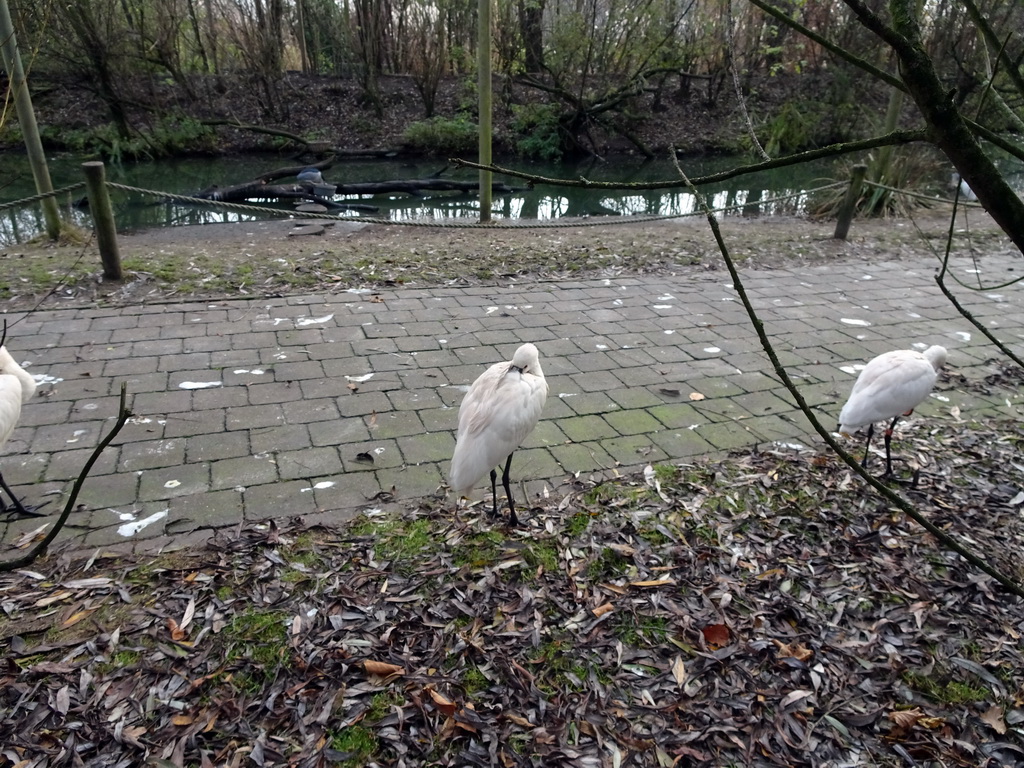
[0, 0, 62, 238]
[354, 0, 385, 115]
[519, 0, 545, 73]
[872, 0, 1024, 253]
[65, 4, 132, 138]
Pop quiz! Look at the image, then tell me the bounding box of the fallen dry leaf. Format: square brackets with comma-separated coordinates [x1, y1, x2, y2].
[428, 689, 457, 717]
[702, 623, 731, 648]
[2, 413, 1022, 767]
[981, 704, 1007, 734]
[889, 708, 925, 728]
[671, 656, 686, 688]
[363, 660, 405, 678]
[773, 639, 814, 662]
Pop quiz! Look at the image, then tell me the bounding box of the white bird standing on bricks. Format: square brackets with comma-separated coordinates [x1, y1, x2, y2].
[838, 345, 947, 475]
[449, 343, 548, 526]
[0, 332, 38, 515]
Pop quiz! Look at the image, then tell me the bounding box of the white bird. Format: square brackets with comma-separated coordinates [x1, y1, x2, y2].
[0, 343, 38, 515]
[951, 172, 977, 202]
[449, 343, 548, 526]
[297, 167, 324, 184]
[838, 345, 947, 475]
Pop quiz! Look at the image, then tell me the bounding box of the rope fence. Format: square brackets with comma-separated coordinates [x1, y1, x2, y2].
[0, 183, 86, 213]
[0, 162, 988, 277]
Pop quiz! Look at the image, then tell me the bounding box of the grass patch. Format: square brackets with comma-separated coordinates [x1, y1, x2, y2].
[613, 614, 669, 647]
[328, 726, 379, 767]
[902, 671, 988, 705]
[636, 526, 671, 546]
[352, 516, 433, 563]
[462, 667, 490, 694]
[367, 690, 404, 720]
[531, 639, 590, 694]
[586, 547, 627, 580]
[651, 464, 679, 482]
[451, 529, 505, 567]
[222, 609, 291, 672]
[523, 541, 560, 573]
[564, 511, 593, 537]
[96, 649, 143, 675]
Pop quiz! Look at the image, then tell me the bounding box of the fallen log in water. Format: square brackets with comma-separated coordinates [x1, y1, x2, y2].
[193, 182, 377, 212]
[332, 178, 521, 196]
[191, 165, 523, 211]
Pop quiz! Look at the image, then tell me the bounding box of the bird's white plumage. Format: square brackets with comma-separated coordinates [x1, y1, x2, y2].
[449, 343, 547, 496]
[838, 345, 946, 434]
[0, 346, 37, 454]
[951, 172, 977, 202]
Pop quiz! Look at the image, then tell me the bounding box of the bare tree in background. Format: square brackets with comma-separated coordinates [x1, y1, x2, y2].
[353, 0, 386, 115]
[225, 0, 287, 117]
[406, 0, 449, 117]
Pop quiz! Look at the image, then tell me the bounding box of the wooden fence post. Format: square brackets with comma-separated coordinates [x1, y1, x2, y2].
[833, 164, 867, 240]
[82, 161, 122, 280]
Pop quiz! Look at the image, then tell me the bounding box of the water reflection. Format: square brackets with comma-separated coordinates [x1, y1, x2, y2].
[3, 152, 1013, 245]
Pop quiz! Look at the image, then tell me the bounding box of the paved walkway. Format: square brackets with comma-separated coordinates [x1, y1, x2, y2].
[1, 247, 1021, 555]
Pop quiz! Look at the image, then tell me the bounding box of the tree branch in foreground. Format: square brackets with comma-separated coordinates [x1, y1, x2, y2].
[934, 204, 1024, 371]
[1, 383, 132, 570]
[670, 151, 1024, 599]
[746, 0, 905, 93]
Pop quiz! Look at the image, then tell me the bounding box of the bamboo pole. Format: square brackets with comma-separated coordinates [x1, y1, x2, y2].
[477, 0, 492, 222]
[0, 0, 62, 239]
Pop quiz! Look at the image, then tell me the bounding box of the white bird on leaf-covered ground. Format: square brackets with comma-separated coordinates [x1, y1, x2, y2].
[838, 345, 947, 475]
[449, 343, 548, 526]
[0, 340, 38, 515]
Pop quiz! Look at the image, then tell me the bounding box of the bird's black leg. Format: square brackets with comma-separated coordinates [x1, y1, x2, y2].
[489, 468, 499, 518]
[861, 423, 875, 469]
[501, 453, 518, 526]
[882, 415, 901, 476]
[0, 471, 31, 517]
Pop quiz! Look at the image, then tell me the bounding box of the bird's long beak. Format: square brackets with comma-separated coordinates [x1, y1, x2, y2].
[510, 364, 525, 374]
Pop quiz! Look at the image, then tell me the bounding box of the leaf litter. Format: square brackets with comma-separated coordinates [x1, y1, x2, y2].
[1, 419, 1023, 767]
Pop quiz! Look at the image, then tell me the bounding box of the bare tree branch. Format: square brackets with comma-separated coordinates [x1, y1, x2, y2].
[840, 0, 914, 56]
[451, 129, 928, 190]
[961, 0, 1024, 103]
[1, 384, 132, 571]
[672, 155, 1024, 599]
[745, 0, 905, 92]
[934, 206, 1024, 370]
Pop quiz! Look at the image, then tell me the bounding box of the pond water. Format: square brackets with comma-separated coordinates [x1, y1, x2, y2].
[0, 150, 1016, 246]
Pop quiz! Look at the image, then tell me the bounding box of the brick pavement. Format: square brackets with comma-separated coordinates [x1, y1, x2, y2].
[1, 250, 1021, 555]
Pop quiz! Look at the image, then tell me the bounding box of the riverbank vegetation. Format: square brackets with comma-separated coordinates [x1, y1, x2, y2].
[1, 0, 1019, 164]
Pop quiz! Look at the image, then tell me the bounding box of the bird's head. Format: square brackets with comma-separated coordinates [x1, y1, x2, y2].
[509, 343, 541, 376]
[923, 345, 947, 371]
